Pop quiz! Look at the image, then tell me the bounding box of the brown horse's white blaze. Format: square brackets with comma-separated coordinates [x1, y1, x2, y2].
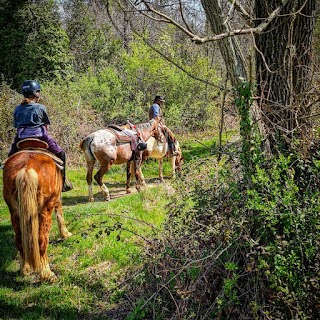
[2, 152, 72, 282]
[79, 119, 159, 202]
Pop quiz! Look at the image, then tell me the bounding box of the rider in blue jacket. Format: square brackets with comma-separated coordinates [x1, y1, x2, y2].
[149, 95, 178, 156]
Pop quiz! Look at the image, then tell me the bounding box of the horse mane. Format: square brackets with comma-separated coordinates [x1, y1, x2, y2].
[135, 119, 155, 130]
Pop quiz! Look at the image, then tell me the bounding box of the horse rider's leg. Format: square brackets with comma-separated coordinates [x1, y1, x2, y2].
[86, 159, 95, 202]
[94, 162, 113, 201]
[159, 158, 165, 182]
[39, 207, 56, 282]
[171, 155, 176, 178]
[55, 198, 72, 239]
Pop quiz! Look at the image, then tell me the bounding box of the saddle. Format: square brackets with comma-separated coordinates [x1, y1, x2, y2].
[107, 123, 147, 151]
[2, 138, 63, 170]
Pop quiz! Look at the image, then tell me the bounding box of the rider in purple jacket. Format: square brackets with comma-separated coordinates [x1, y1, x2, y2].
[8, 80, 73, 192]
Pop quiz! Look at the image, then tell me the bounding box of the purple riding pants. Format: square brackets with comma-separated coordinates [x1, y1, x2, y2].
[8, 126, 63, 156]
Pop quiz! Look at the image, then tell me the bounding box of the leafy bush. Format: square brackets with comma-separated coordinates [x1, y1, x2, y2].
[0, 83, 19, 160]
[127, 145, 320, 319]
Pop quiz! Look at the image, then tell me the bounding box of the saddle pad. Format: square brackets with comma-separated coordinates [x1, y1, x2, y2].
[2, 149, 63, 170]
[106, 128, 132, 143]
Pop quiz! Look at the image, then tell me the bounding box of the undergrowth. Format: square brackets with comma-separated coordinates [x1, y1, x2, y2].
[126, 148, 320, 319]
[125, 83, 320, 319]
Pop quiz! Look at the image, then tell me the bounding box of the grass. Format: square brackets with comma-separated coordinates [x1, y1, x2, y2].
[0, 131, 234, 319]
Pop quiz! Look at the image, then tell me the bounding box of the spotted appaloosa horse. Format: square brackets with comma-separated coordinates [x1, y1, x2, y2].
[79, 118, 159, 202]
[2, 150, 72, 282]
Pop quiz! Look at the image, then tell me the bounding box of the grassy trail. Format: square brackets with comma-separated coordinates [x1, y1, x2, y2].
[0, 133, 230, 319]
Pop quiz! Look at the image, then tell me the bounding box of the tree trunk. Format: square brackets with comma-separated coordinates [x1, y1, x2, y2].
[255, 0, 316, 153]
[201, 0, 247, 87]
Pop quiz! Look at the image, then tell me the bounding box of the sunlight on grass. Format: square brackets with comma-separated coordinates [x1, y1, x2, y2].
[0, 132, 228, 319]
[0, 165, 170, 318]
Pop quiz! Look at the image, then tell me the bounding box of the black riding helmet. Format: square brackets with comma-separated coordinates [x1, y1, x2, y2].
[21, 80, 41, 98]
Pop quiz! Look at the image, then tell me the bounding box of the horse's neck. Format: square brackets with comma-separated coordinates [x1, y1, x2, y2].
[136, 120, 157, 141]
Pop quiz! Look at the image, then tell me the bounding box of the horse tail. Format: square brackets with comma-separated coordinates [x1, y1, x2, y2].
[79, 135, 96, 161]
[16, 168, 41, 271]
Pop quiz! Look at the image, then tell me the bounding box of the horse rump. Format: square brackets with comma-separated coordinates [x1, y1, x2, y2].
[3, 152, 70, 281]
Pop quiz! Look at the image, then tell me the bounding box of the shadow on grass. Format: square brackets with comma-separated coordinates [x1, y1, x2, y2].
[62, 178, 168, 205]
[0, 299, 93, 320]
[0, 220, 127, 319]
[0, 224, 18, 280]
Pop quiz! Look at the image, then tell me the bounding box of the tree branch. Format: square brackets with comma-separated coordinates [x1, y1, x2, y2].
[228, 0, 252, 24]
[125, 0, 290, 44]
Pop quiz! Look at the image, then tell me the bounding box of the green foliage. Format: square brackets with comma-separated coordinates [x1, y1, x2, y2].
[246, 153, 320, 314]
[0, 0, 73, 89]
[122, 33, 221, 129]
[235, 81, 263, 181]
[129, 134, 320, 319]
[0, 83, 19, 158]
[63, 0, 121, 73]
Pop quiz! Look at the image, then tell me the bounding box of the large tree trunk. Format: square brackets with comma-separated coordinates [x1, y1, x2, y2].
[255, 0, 316, 153]
[201, 0, 247, 87]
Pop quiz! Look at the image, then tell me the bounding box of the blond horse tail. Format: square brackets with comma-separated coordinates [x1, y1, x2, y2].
[16, 168, 41, 271]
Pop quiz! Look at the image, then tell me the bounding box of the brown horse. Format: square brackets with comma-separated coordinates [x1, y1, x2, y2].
[2, 150, 72, 282]
[79, 118, 159, 202]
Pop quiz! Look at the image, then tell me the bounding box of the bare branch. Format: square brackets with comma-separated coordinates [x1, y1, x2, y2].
[125, 0, 289, 45]
[178, 0, 194, 34]
[229, 0, 252, 24]
[128, 0, 196, 38]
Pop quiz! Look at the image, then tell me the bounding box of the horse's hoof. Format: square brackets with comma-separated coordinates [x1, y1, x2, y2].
[21, 264, 32, 275]
[89, 197, 94, 202]
[126, 189, 131, 194]
[40, 270, 57, 283]
[62, 231, 72, 239]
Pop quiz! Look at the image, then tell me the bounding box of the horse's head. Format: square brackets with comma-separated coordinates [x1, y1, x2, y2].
[174, 144, 184, 174]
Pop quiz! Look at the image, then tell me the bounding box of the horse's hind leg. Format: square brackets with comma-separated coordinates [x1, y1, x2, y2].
[171, 156, 176, 178]
[55, 198, 72, 239]
[86, 159, 95, 202]
[159, 159, 165, 182]
[38, 207, 56, 282]
[94, 162, 113, 201]
[134, 157, 145, 191]
[11, 211, 31, 275]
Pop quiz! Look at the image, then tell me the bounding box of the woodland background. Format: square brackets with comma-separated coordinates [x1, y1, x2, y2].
[1, 1, 320, 319]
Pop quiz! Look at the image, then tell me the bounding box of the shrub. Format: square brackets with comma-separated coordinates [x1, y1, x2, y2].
[126, 146, 320, 319]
